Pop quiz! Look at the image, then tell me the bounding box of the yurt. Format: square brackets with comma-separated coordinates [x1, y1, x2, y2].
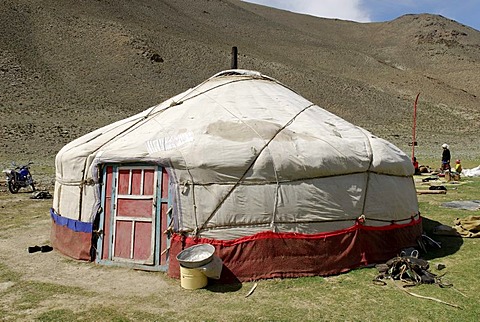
[51, 70, 422, 282]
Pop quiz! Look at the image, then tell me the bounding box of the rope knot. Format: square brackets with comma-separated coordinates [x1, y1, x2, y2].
[357, 214, 366, 225]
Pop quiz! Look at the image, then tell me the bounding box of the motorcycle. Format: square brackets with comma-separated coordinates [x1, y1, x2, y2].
[3, 162, 36, 194]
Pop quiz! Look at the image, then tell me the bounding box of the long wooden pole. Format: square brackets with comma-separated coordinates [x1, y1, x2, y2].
[412, 93, 420, 160]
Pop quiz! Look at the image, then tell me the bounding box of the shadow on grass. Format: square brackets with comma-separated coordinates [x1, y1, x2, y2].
[204, 266, 243, 292]
[421, 216, 463, 261]
[206, 281, 243, 293]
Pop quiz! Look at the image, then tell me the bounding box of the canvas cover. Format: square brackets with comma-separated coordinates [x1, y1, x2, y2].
[53, 70, 419, 242]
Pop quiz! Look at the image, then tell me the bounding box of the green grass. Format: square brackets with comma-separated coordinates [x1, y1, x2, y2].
[0, 263, 21, 285]
[0, 263, 97, 321]
[36, 307, 138, 322]
[1, 171, 479, 321]
[13, 281, 94, 310]
[0, 192, 51, 237]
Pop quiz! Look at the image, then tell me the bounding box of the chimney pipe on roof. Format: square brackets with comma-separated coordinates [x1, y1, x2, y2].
[231, 46, 238, 69]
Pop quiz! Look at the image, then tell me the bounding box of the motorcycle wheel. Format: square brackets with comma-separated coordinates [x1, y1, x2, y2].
[8, 181, 19, 194]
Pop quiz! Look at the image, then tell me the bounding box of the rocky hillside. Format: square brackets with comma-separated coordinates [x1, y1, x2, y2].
[1, 0, 479, 168]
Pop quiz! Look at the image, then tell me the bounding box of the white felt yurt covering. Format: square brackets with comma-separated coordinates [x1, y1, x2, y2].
[51, 70, 421, 281]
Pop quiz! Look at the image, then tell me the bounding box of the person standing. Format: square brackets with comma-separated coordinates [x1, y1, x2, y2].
[441, 143, 451, 172]
[412, 157, 420, 175]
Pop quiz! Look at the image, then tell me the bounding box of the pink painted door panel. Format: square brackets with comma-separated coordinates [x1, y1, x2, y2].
[114, 221, 133, 258]
[116, 199, 153, 218]
[133, 222, 153, 260]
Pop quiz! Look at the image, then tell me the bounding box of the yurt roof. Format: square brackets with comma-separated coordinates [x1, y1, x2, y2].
[58, 69, 413, 180]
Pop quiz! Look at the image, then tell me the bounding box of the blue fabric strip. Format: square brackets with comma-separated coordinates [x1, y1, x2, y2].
[50, 208, 93, 233]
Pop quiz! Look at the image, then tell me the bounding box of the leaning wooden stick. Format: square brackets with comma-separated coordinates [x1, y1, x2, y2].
[245, 283, 258, 298]
[393, 280, 461, 309]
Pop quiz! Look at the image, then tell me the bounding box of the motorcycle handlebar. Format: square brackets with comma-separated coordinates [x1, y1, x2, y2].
[12, 161, 33, 170]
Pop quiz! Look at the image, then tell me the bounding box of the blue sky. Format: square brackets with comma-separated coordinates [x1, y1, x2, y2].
[242, 0, 480, 31]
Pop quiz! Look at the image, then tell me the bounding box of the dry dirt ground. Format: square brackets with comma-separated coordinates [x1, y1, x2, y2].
[0, 188, 255, 321]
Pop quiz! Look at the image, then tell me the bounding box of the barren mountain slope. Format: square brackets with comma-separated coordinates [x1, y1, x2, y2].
[1, 0, 479, 168]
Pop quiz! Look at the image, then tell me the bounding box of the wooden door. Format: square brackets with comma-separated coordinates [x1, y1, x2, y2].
[98, 164, 171, 269]
[112, 166, 157, 264]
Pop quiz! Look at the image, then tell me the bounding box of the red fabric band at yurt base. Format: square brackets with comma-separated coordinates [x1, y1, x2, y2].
[168, 217, 422, 283]
[50, 209, 93, 261]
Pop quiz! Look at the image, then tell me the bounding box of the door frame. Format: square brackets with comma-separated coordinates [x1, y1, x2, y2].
[96, 163, 172, 271]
